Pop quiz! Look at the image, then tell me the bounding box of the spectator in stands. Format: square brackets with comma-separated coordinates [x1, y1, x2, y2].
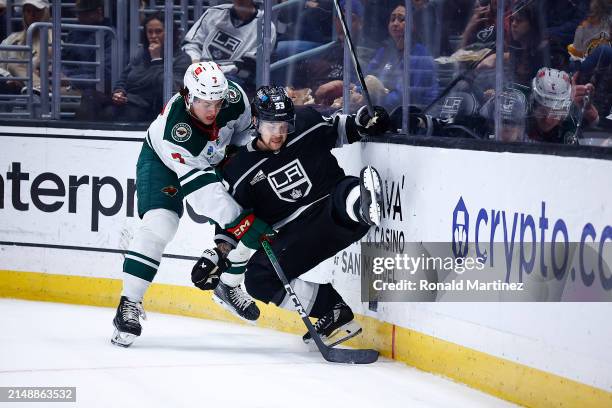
[62, 0, 113, 93]
[411, 0, 442, 57]
[570, 0, 612, 129]
[439, 0, 474, 56]
[103, 13, 190, 123]
[273, 0, 333, 61]
[461, 0, 498, 49]
[287, 0, 365, 107]
[0, 0, 7, 43]
[475, 3, 548, 88]
[61, 0, 115, 120]
[506, 2, 548, 86]
[478, 1, 603, 87]
[360, 0, 395, 47]
[568, 0, 611, 71]
[541, 0, 589, 48]
[182, 0, 275, 95]
[361, 2, 439, 111]
[0, 0, 50, 95]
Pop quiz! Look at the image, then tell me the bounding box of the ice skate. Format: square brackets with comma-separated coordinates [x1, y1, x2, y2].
[111, 296, 146, 348]
[303, 302, 362, 347]
[213, 281, 260, 322]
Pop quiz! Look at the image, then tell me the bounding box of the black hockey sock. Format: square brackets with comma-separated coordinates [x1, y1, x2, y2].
[308, 283, 343, 318]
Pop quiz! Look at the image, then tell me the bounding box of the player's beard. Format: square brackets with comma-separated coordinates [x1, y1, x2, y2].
[257, 134, 286, 152]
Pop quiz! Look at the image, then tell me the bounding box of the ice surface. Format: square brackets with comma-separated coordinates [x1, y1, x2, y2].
[0, 299, 516, 408]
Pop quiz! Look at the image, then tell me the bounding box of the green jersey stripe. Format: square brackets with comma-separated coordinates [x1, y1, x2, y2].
[123, 258, 158, 282]
[126, 251, 160, 266]
[181, 173, 219, 197]
[178, 168, 200, 183]
[227, 265, 247, 275]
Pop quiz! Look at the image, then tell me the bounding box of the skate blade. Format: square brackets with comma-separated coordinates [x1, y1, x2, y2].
[212, 294, 258, 325]
[304, 321, 363, 348]
[362, 166, 382, 226]
[111, 329, 137, 348]
[325, 321, 363, 347]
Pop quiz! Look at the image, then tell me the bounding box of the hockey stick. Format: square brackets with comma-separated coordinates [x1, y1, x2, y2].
[570, 45, 607, 143]
[332, 0, 375, 116]
[261, 240, 379, 364]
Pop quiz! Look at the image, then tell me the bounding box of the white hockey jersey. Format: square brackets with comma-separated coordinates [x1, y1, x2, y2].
[145, 80, 252, 226]
[182, 4, 276, 63]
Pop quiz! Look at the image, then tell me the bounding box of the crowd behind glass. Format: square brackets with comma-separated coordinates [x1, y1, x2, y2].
[0, 0, 610, 146]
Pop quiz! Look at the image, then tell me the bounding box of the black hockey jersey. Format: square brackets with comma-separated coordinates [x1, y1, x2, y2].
[221, 106, 364, 231]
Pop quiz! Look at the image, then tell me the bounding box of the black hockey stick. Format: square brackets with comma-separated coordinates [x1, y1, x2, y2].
[332, 0, 375, 116]
[261, 240, 379, 364]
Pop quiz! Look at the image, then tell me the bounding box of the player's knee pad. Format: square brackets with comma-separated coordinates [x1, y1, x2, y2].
[131, 209, 180, 256]
[275, 279, 320, 315]
[123, 209, 179, 288]
[141, 208, 180, 243]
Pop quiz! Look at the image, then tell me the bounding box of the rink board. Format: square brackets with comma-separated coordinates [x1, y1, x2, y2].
[1, 126, 612, 407]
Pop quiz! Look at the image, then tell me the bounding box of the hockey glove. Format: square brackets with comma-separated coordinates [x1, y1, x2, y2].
[226, 211, 276, 250]
[356, 105, 390, 136]
[191, 247, 230, 291]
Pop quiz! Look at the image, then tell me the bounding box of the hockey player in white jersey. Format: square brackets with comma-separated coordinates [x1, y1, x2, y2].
[111, 62, 259, 347]
[181, 0, 276, 92]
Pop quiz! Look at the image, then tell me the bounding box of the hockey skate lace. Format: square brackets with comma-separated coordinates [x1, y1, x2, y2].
[122, 301, 146, 322]
[314, 314, 332, 332]
[229, 287, 253, 310]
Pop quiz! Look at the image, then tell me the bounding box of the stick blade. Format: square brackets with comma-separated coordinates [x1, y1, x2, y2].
[323, 348, 379, 364]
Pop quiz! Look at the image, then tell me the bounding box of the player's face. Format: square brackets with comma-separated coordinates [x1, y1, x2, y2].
[191, 98, 224, 125]
[258, 120, 289, 151]
[534, 115, 562, 133]
[533, 104, 567, 132]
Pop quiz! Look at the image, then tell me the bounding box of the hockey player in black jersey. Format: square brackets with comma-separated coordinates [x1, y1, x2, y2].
[191, 86, 389, 347]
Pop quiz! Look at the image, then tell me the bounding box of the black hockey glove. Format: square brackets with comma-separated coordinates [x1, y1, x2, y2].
[356, 105, 391, 136]
[191, 248, 230, 291]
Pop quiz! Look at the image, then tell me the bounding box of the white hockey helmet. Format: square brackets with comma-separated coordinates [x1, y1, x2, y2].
[182, 62, 229, 111]
[531, 67, 572, 117]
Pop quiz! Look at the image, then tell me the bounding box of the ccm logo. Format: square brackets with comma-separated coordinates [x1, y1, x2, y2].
[285, 284, 307, 317]
[227, 213, 255, 239]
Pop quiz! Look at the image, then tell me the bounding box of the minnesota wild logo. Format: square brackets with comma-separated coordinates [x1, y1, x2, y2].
[161, 185, 179, 197]
[171, 122, 192, 142]
[227, 85, 241, 104]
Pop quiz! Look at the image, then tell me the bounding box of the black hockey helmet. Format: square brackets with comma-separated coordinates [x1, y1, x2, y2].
[252, 86, 296, 134]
